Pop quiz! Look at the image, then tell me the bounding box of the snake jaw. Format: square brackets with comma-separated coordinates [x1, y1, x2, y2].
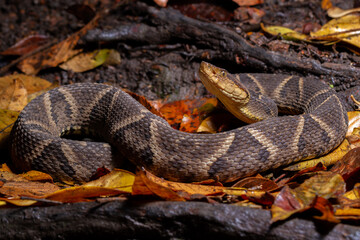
[199, 62, 250, 104]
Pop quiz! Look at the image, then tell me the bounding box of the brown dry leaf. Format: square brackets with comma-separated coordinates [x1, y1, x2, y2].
[59, 49, 121, 73]
[232, 176, 279, 191]
[153, 0, 167, 7]
[44, 186, 126, 203]
[330, 147, 360, 190]
[0, 78, 28, 112]
[284, 139, 350, 171]
[0, 35, 49, 56]
[312, 196, 339, 223]
[232, 0, 263, 6]
[20, 170, 54, 182]
[144, 170, 224, 196]
[271, 172, 345, 222]
[132, 170, 186, 201]
[17, 13, 99, 75]
[0, 171, 60, 198]
[84, 169, 135, 193]
[0, 163, 12, 172]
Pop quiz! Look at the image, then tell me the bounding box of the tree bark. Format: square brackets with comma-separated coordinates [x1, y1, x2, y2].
[1, 200, 359, 239]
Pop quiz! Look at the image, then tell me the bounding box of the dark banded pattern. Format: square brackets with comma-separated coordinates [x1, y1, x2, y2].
[11, 73, 348, 183]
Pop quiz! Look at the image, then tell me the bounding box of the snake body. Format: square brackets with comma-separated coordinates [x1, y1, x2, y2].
[11, 64, 348, 183]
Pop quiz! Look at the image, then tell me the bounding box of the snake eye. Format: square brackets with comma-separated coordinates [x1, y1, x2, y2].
[220, 71, 226, 77]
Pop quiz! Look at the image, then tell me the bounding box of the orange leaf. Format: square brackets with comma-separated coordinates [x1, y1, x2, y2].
[133, 170, 186, 201]
[0, 171, 60, 198]
[144, 170, 225, 196]
[44, 186, 126, 203]
[20, 170, 54, 182]
[232, 0, 263, 7]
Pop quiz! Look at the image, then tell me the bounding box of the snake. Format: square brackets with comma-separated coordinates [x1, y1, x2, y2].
[10, 62, 348, 183]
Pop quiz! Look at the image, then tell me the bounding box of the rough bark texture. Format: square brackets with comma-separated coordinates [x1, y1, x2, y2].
[1, 200, 360, 240]
[85, 2, 360, 91]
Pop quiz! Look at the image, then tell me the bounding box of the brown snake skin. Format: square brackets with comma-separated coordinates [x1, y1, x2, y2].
[11, 70, 348, 183]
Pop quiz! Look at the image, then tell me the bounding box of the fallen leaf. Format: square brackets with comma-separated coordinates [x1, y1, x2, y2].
[271, 172, 345, 222]
[153, 0, 167, 7]
[0, 78, 28, 112]
[0, 171, 60, 198]
[327, 6, 360, 18]
[331, 147, 360, 190]
[347, 111, 360, 137]
[17, 13, 99, 74]
[0, 35, 49, 55]
[153, 98, 218, 132]
[232, 0, 264, 6]
[132, 170, 186, 201]
[321, 0, 332, 10]
[20, 170, 54, 183]
[84, 169, 135, 193]
[310, 15, 360, 51]
[284, 139, 350, 171]
[0, 74, 53, 95]
[44, 186, 126, 203]
[261, 23, 309, 41]
[232, 176, 279, 191]
[335, 207, 360, 220]
[59, 49, 121, 73]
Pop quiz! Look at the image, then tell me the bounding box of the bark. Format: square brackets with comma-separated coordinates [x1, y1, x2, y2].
[85, 2, 360, 90]
[1, 200, 359, 240]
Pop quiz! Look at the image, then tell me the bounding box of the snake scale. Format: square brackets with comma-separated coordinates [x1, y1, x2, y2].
[10, 62, 348, 183]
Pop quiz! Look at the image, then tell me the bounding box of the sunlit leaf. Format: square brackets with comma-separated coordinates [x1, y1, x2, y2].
[261, 23, 308, 41]
[0, 78, 27, 112]
[59, 49, 121, 73]
[284, 139, 350, 171]
[84, 169, 135, 193]
[271, 172, 345, 222]
[327, 6, 360, 18]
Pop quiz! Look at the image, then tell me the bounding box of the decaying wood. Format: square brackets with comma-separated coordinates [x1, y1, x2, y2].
[85, 2, 360, 89]
[1, 200, 360, 239]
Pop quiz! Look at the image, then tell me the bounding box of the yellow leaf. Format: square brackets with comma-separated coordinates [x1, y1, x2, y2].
[2, 199, 37, 207]
[327, 6, 360, 18]
[20, 170, 54, 182]
[335, 208, 360, 218]
[84, 169, 135, 193]
[59, 49, 121, 73]
[284, 139, 350, 171]
[260, 23, 308, 41]
[0, 78, 27, 112]
[310, 15, 360, 50]
[0, 74, 53, 94]
[0, 109, 19, 150]
[0, 200, 6, 206]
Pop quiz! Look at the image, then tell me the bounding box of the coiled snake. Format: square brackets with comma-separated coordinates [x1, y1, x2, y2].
[10, 62, 348, 183]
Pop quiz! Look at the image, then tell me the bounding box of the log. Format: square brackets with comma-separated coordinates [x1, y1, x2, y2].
[1, 200, 359, 239]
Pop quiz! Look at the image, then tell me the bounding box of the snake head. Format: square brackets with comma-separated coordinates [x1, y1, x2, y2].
[199, 61, 277, 124]
[199, 62, 250, 104]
